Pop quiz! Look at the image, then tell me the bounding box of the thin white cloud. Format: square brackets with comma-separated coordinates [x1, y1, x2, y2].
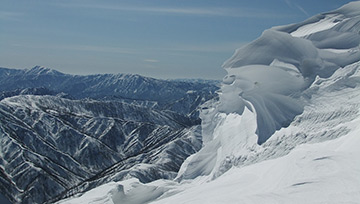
[144, 59, 159, 63]
[158, 41, 248, 53]
[121, 7, 227, 16]
[56, 3, 288, 19]
[62, 45, 135, 54]
[284, 0, 309, 16]
[284, 0, 293, 8]
[295, 4, 309, 17]
[11, 41, 245, 57]
[12, 43, 135, 55]
[0, 11, 23, 21]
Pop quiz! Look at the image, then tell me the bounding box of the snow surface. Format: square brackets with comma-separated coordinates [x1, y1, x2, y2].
[291, 14, 342, 37]
[58, 2, 360, 204]
[220, 1, 360, 144]
[153, 124, 360, 204]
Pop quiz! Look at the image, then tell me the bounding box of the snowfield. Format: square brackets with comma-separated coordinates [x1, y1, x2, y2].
[58, 2, 360, 204]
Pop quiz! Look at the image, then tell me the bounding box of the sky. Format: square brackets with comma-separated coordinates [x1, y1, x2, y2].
[0, 0, 356, 79]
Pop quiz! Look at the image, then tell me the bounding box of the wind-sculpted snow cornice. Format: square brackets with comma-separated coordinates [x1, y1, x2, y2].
[219, 3, 360, 144]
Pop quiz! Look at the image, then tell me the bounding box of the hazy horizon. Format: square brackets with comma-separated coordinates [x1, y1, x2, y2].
[0, 0, 355, 79]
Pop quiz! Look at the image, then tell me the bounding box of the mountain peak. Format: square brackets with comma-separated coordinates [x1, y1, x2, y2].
[25, 65, 64, 75]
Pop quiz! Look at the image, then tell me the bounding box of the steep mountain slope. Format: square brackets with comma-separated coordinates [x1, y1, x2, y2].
[58, 2, 360, 203]
[0, 87, 55, 101]
[0, 95, 202, 204]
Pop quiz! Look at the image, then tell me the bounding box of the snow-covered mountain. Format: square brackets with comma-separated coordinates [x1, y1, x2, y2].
[0, 66, 219, 121]
[0, 66, 218, 116]
[57, 2, 360, 204]
[0, 95, 204, 204]
[0, 68, 218, 203]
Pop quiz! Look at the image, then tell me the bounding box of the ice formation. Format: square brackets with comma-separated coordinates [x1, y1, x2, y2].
[220, 3, 360, 144]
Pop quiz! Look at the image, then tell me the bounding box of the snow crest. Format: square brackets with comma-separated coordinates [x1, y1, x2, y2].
[220, 2, 360, 145]
[174, 0, 360, 185]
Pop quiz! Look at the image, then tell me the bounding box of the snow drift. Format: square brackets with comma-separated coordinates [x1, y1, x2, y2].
[176, 1, 360, 182]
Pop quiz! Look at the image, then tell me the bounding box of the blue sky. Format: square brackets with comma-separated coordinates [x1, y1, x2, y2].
[0, 0, 356, 79]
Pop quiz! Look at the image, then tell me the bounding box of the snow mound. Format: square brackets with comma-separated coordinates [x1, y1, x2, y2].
[58, 178, 169, 204]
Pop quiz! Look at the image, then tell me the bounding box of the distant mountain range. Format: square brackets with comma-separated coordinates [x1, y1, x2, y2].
[0, 66, 219, 203]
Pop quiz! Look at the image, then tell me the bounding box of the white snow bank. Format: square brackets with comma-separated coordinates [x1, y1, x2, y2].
[57, 178, 170, 204]
[291, 14, 343, 37]
[153, 121, 360, 204]
[176, 110, 259, 180]
[219, 64, 305, 144]
[223, 29, 321, 77]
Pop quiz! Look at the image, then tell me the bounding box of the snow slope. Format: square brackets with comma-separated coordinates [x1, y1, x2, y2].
[151, 60, 360, 204]
[58, 2, 360, 204]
